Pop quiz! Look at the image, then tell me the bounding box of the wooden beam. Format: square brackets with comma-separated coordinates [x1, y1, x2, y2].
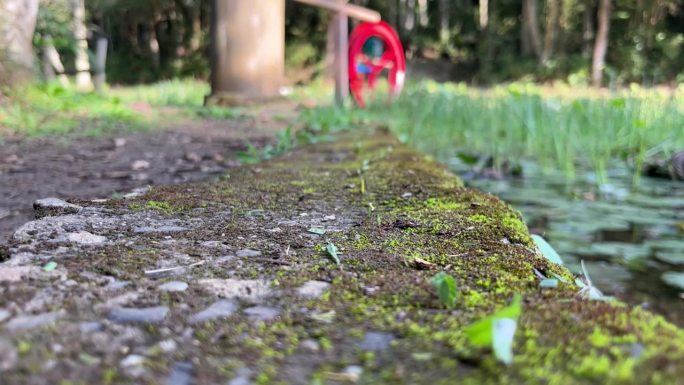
[293, 0, 381, 22]
[333, 10, 349, 106]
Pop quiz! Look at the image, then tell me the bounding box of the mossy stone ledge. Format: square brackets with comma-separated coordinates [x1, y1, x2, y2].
[1, 129, 683, 384]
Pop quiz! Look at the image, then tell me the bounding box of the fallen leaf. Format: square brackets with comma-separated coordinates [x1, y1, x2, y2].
[326, 242, 340, 265]
[308, 227, 326, 235]
[43, 261, 58, 272]
[412, 257, 434, 270]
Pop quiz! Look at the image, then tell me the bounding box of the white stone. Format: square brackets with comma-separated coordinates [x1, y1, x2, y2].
[296, 280, 331, 299]
[66, 231, 107, 245]
[159, 281, 188, 292]
[33, 198, 82, 212]
[189, 300, 237, 324]
[120, 354, 145, 367]
[5, 310, 65, 332]
[198, 279, 272, 302]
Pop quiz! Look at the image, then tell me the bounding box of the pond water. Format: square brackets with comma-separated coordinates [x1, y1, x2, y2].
[447, 158, 684, 327]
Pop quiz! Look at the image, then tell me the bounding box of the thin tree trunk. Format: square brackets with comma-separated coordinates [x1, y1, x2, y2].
[582, 0, 594, 58]
[438, 0, 449, 45]
[0, 0, 40, 85]
[42, 39, 70, 87]
[478, 0, 495, 82]
[404, 0, 416, 32]
[480, 0, 489, 29]
[592, 0, 610, 87]
[417, 0, 428, 27]
[542, 0, 560, 64]
[149, 24, 160, 69]
[521, 0, 542, 58]
[71, 0, 92, 91]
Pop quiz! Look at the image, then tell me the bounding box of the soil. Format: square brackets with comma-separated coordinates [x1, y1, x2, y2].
[0, 107, 293, 244]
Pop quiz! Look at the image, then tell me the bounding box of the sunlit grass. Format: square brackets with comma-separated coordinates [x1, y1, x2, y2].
[110, 78, 209, 108]
[0, 78, 216, 137]
[300, 80, 684, 185]
[0, 82, 143, 137]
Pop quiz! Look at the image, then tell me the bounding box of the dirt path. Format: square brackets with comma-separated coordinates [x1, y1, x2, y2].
[0, 108, 293, 244]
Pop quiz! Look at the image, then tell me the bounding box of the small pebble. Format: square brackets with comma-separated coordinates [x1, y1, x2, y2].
[360, 331, 394, 352]
[108, 306, 169, 324]
[243, 306, 280, 321]
[0, 309, 10, 323]
[121, 354, 145, 367]
[166, 361, 193, 385]
[297, 280, 331, 299]
[228, 367, 252, 385]
[5, 310, 65, 332]
[236, 249, 261, 258]
[158, 281, 188, 292]
[189, 300, 237, 324]
[300, 339, 320, 352]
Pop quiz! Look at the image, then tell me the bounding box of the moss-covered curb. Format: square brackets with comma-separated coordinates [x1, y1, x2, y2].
[2, 129, 684, 384]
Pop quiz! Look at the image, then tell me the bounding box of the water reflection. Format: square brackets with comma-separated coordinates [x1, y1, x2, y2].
[449, 157, 684, 326]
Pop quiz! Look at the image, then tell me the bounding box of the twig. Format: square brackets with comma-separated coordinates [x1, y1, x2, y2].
[144, 260, 205, 276]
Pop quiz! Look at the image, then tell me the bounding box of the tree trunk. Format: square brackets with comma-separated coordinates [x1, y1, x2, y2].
[582, 0, 594, 58]
[438, 0, 449, 45]
[208, 0, 285, 104]
[480, 0, 489, 29]
[71, 0, 93, 91]
[521, 0, 542, 58]
[417, 0, 428, 27]
[0, 0, 39, 85]
[591, 0, 610, 87]
[542, 0, 560, 64]
[477, 0, 495, 82]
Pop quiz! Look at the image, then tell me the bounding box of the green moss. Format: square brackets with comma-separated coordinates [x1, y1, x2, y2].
[468, 214, 490, 223]
[425, 197, 464, 211]
[589, 328, 611, 348]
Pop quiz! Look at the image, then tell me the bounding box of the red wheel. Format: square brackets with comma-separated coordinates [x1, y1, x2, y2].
[348, 21, 406, 108]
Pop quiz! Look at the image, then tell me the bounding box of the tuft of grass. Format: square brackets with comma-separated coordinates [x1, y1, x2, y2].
[0, 82, 144, 137]
[111, 78, 209, 108]
[430, 271, 457, 308]
[298, 80, 684, 186]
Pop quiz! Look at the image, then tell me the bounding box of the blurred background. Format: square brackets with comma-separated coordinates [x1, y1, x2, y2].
[1, 0, 683, 326]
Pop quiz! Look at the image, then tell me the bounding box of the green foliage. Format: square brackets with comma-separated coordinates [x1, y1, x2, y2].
[531, 235, 564, 265]
[0, 82, 143, 137]
[0, 79, 213, 138]
[465, 293, 522, 347]
[661, 271, 684, 290]
[34, 1, 75, 52]
[300, 80, 684, 186]
[430, 272, 457, 308]
[38, 0, 682, 84]
[111, 79, 209, 108]
[325, 242, 340, 266]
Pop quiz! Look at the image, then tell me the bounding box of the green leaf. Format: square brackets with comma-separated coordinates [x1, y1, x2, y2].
[308, 227, 326, 235]
[430, 272, 457, 308]
[466, 294, 522, 347]
[492, 318, 517, 365]
[43, 261, 57, 272]
[539, 278, 559, 288]
[661, 271, 684, 290]
[531, 235, 564, 265]
[326, 242, 340, 265]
